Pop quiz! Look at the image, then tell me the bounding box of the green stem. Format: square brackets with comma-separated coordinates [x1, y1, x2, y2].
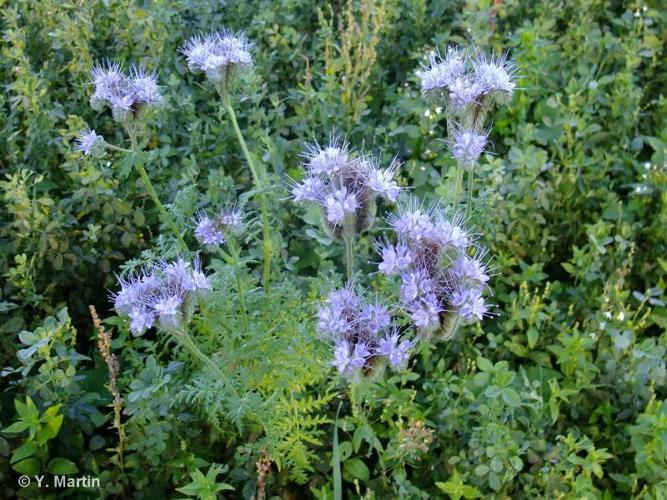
[171, 328, 240, 400]
[466, 167, 475, 219]
[106, 143, 132, 153]
[124, 122, 187, 250]
[223, 95, 272, 291]
[453, 167, 464, 211]
[343, 216, 355, 281]
[224, 234, 249, 331]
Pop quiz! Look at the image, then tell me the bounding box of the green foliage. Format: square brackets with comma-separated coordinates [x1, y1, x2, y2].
[0, 0, 665, 498]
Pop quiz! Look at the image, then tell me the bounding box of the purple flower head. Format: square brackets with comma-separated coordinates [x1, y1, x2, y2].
[474, 53, 517, 96]
[75, 129, 106, 157]
[89, 61, 161, 118]
[377, 241, 413, 276]
[292, 176, 326, 203]
[111, 257, 209, 334]
[451, 287, 488, 323]
[360, 302, 391, 334]
[376, 330, 414, 369]
[194, 213, 225, 246]
[450, 127, 488, 168]
[181, 31, 253, 85]
[417, 47, 466, 94]
[325, 188, 359, 225]
[400, 268, 435, 303]
[367, 158, 401, 202]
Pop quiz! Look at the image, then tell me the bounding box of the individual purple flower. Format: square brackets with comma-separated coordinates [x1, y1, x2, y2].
[292, 176, 326, 202]
[448, 76, 486, 111]
[317, 304, 350, 337]
[361, 302, 391, 334]
[153, 294, 183, 328]
[367, 159, 401, 202]
[408, 293, 442, 333]
[433, 217, 471, 251]
[332, 340, 354, 374]
[75, 129, 106, 157]
[450, 127, 488, 168]
[376, 330, 414, 369]
[128, 308, 156, 336]
[219, 207, 244, 228]
[400, 269, 435, 303]
[129, 66, 163, 106]
[388, 206, 435, 241]
[305, 139, 350, 175]
[378, 241, 413, 276]
[417, 47, 466, 95]
[451, 255, 489, 287]
[451, 287, 488, 323]
[194, 213, 225, 246]
[325, 188, 359, 225]
[474, 53, 517, 96]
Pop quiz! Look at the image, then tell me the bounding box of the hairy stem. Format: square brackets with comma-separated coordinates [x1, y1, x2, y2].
[224, 234, 249, 331]
[223, 95, 272, 291]
[453, 167, 464, 211]
[343, 215, 355, 280]
[466, 167, 475, 219]
[124, 123, 187, 249]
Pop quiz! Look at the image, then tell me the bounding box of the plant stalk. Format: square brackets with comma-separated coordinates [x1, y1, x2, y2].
[224, 234, 249, 331]
[223, 94, 272, 291]
[124, 123, 187, 249]
[343, 216, 355, 280]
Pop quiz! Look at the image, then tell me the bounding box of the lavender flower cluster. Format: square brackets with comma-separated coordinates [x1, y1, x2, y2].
[378, 201, 491, 339]
[194, 207, 244, 247]
[418, 47, 517, 170]
[317, 284, 414, 378]
[291, 136, 401, 238]
[75, 129, 106, 157]
[181, 31, 252, 90]
[112, 258, 210, 336]
[90, 62, 162, 121]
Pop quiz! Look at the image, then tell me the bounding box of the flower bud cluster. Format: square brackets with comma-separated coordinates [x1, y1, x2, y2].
[379, 201, 492, 339]
[316, 284, 414, 379]
[291, 136, 401, 238]
[111, 257, 210, 336]
[181, 31, 253, 92]
[90, 62, 162, 122]
[194, 207, 244, 247]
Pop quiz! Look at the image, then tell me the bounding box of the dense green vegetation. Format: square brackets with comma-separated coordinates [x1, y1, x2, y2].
[1, 0, 665, 498]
